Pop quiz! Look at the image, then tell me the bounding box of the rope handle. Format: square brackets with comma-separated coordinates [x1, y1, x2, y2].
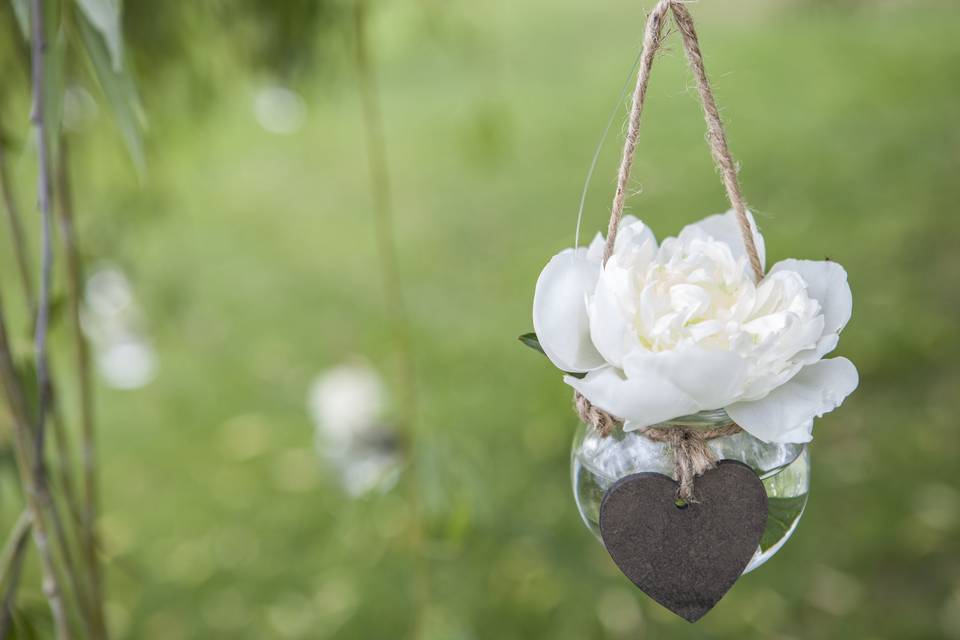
[578, 2, 762, 499]
[602, 0, 764, 283]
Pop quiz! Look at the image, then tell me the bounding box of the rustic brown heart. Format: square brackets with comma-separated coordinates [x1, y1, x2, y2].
[599, 459, 768, 622]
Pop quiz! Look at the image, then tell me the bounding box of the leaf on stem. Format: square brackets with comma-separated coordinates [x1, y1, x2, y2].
[518, 332, 545, 355]
[77, 11, 145, 175]
[517, 332, 586, 378]
[9, 0, 29, 40]
[74, 0, 122, 71]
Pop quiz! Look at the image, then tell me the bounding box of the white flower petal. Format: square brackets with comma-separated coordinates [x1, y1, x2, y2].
[793, 332, 839, 367]
[777, 419, 814, 444]
[532, 249, 605, 372]
[677, 209, 766, 272]
[770, 259, 852, 336]
[614, 218, 658, 255]
[564, 366, 698, 429]
[726, 357, 859, 443]
[588, 269, 639, 368]
[585, 232, 605, 263]
[623, 347, 750, 413]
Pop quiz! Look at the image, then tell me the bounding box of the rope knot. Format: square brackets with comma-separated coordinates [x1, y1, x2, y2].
[575, 392, 741, 502]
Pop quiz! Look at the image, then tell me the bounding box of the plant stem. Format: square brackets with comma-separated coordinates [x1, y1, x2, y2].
[0, 144, 35, 310]
[0, 295, 71, 639]
[0, 143, 85, 541]
[56, 136, 108, 639]
[30, 0, 54, 482]
[28, 0, 72, 636]
[1, 138, 85, 538]
[351, 2, 428, 637]
[0, 511, 32, 639]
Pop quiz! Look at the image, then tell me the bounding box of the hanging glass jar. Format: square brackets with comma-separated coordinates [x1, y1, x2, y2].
[571, 409, 809, 573]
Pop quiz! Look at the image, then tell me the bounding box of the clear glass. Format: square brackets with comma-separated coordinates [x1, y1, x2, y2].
[571, 409, 809, 573]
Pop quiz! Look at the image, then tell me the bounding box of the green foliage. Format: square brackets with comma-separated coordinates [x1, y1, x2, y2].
[2, 0, 143, 171]
[518, 333, 586, 378]
[2, 1, 959, 638]
[76, 8, 144, 174]
[518, 332, 544, 355]
[74, 0, 121, 71]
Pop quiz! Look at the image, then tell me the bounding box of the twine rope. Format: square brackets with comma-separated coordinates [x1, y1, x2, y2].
[602, 0, 764, 280]
[639, 423, 742, 502]
[577, 1, 759, 500]
[574, 399, 742, 502]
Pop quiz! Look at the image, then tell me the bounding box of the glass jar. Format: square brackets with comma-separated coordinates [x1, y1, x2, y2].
[571, 409, 809, 573]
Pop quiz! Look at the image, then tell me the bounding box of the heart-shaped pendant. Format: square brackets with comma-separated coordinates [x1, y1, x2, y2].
[599, 459, 768, 622]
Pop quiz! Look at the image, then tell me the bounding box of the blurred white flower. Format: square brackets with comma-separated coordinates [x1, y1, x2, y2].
[308, 361, 401, 497]
[533, 210, 858, 443]
[82, 266, 158, 390]
[253, 85, 306, 135]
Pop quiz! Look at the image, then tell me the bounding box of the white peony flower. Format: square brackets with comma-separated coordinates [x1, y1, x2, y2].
[532, 210, 858, 443]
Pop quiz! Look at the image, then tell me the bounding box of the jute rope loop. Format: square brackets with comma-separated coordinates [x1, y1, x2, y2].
[602, 0, 763, 279]
[574, 398, 743, 502]
[577, 0, 759, 501]
[639, 423, 742, 502]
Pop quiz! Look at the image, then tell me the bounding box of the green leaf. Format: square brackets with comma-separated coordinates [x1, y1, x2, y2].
[760, 495, 808, 552]
[77, 11, 145, 175]
[74, 0, 122, 71]
[517, 332, 586, 378]
[9, 0, 29, 40]
[518, 332, 545, 355]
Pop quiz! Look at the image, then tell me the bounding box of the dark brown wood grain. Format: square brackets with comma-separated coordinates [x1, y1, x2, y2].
[599, 460, 768, 622]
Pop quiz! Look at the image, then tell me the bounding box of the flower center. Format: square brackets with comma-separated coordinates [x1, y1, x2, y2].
[618, 237, 821, 362]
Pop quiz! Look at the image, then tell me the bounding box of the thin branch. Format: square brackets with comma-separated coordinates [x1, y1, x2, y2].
[1, 139, 85, 534]
[351, 2, 428, 638]
[56, 136, 108, 639]
[0, 294, 71, 639]
[351, 0, 417, 447]
[0, 144, 35, 310]
[30, 0, 54, 485]
[49, 409, 86, 553]
[28, 0, 72, 636]
[0, 511, 32, 639]
[0, 137, 85, 544]
[2, 136, 94, 636]
[46, 483, 95, 637]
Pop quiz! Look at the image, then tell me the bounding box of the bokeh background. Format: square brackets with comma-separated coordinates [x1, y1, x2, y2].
[1, 0, 959, 637]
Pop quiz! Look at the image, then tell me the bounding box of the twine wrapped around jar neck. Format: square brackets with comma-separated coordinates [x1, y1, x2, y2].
[640, 422, 743, 503]
[574, 400, 742, 503]
[573, 0, 760, 503]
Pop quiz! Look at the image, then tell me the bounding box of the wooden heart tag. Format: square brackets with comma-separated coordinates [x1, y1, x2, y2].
[599, 460, 768, 622]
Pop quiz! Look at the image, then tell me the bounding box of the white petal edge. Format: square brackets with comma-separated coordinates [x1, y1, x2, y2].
[532, 248, 606, 373]
[726, 357, 859, 443]
[588, 269, 637, 368]
[677, 209, 766, 272]
[585, 232, 605, 263]
[770, 259, 852, 337]
[613, 217, 658, 255]
[776, 419, 814, 444]
[565, 366, 699, 430]
[622, 347, 751, 413]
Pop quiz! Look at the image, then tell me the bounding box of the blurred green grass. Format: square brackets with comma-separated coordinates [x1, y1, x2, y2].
[4, 0, 960, 637]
